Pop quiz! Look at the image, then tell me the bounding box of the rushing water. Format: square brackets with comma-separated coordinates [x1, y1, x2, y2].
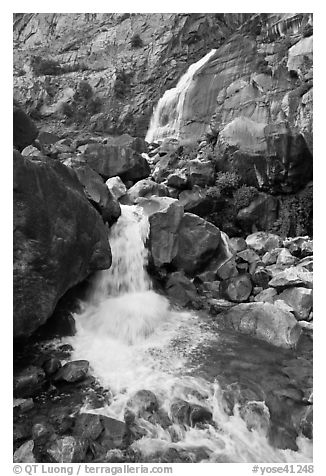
[145, 49, 217, 144]
[69, 205, 312, 463]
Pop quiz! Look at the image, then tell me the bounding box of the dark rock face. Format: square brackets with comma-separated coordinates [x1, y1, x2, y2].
[81, 140, 150, 182]
[173, 213, 221, 274]
[14, 365, 46, 398]
[74, 165, 121, 225]
[13, 151, 112, 338]
[53, 360, 89, 383]
[165, 271, 198, 306]
[13, 104, 38, 151]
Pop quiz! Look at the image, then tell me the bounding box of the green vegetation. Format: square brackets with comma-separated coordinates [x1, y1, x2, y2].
[30, 55, 88, 76]
[233, 185, 259, 211]
[61, 80, 102, 124]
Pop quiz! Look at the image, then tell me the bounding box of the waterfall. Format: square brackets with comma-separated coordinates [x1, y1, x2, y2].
[145, 49, 216, 144]
[69, 204, 312, 463]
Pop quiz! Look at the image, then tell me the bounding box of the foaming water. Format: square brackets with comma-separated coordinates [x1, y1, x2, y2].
[70, 205, 312, 463]
[145, 49, 216, 143]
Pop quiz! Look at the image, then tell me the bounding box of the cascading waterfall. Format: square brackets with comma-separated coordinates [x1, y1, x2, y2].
[145, 49, 217, 144]
[69, 204, 312, 463]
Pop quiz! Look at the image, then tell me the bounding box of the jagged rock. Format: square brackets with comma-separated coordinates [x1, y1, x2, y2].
[125, 390, 159, 422]
[166, 271, 198, 306]
[53, 360, 89, 383]
[32, 421, 55, 444]
[274, 299, 295, 314]
[46, 436, 87, 463]
[220, 274, 252, 303]
[14, 440, 36, 463]
[166, 169, 188, 188]
[105, 176, 127, 200]
[229, 237, 247, 253]
[73, 413, 103, 440]
[81, 141, 150, 182]
[173, 213, 221, 275]
[189, 159, 214, 187]
[297, 257, 313, 272]
[14, 151, 111, 338]
[13, 104, 38, 151]
[237, 249, 260, 264]
[99, 417, 127, 450]
[283, 237, 313, 257]
[178, 186, 215, 216]
[74, 165, 121, 225]
[21, 145, 44, 157]
[126, 178, 170, 203]
[276, 249, 298, 266]
[14, 366, 46, 398]
[222, 302, 302, 348]
[254, 288, 277, 303]
[262, 248, 283, 266]
[145, 197, 184, 267]
[246, 232, 282, 254]
[237, 193, 279, 232]
[277, 287, 313, 320]
[269, 267, 313, 289]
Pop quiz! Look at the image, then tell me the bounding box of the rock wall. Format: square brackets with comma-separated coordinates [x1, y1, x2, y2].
[13, 151, 112, 338]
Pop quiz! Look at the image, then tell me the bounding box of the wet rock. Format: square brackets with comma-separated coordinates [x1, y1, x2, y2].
[157, 447, 193, 463]
[74, 165, 121, 225]
[81, 141, 150, 182]
[127, 178, 170, 203]
[14, 422, 32, 442]
[239, 401, 270, 434]
[18, 398, 34, 413]
[222, 302, 302, 348]
[229, 237, 247, 253]
[73, 413, 103, 441]
[269, 267, 313, 289]
[300, 406, 313, 439]
[146, 197, 184, 267]
[189, 159, 214, 187]
[42, 357, 62, 376]
[14, 152, 111, 338]
[14, 365, 46, 398]
[46, 436, 87, 463]
[268, 424, 299, 451]
[166, 271, 198, 307]
[47, 406, 76, 434]
[125, 390, 159, 422]
[220, 274, 252, 303]
[276, 249, 298, 267]
[189, 404, 213, 427]
[105, 176, 127, 200]
[246, 232, 282, 254]
[37, 131, 60, 147]
[173, 213, 221, 275]
[99, 416, 127, 450]
[13, 104, 38, 151]
[53, 360, 89, 383]
[170, 400, 212, 427]
[277, 287, 313, 321]
[21, 145, 44, 157]
[254, 287, 277, 303]
[14, 440, 36, 463]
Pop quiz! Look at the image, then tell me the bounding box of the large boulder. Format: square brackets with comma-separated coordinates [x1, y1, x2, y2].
[165, 271, 198, 306]
[178, 186, 215, 217]
[220, 274, 252, 302]
[173, 213, 221, 274]
[277, 287, 313, 321]
[144, 197, 184, 268]
[13, 151, 111, 338]
[74, 165, 121, 225]
[188, 159, 215, 187]
[105, 176, 127, 200]
[13, 104, 38, 152]
[236, 193, 279, 232]
[81, 139, 150, 182]
[222, 302, 302, 348]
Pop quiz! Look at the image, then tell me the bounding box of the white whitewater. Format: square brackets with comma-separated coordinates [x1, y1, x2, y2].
[69, 205, 312, 463]
[145, 49, 217, 144]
